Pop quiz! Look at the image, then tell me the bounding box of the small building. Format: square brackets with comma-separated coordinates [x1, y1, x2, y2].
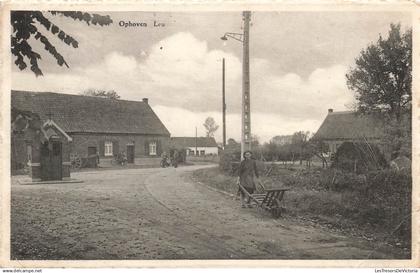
[170, 137, 219, 156]
[12, 90, 171, 168]
[312, 109, 386, 158]
[11, 108, 72, 181]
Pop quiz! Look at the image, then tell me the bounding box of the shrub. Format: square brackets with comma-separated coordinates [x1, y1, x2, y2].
[219, 149, 240, 175]
[267, 165, 412, 242]
[331, 142, 388, 173]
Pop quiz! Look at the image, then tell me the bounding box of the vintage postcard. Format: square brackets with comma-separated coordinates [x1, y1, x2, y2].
[0, 0, 418, 268]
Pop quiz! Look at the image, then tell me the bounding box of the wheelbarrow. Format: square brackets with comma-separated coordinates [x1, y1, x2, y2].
[238, 182, 289, 218]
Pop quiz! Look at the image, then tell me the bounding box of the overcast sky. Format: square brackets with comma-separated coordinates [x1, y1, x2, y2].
[11, 11, 411, 142]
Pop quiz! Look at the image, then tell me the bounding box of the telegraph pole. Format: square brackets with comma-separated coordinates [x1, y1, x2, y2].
[222, 58, 226, 149]
[220, 11, 251, 159]
[195, 126, 198, 156]
[241, 11, 251, 159]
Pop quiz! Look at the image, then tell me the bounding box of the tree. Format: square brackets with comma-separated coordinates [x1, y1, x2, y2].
[11, 11, 113, 76]
[291, 131, 310, 165]
[227, 138, 238, 146]
[271, 135, 292, 145]
[346, 23, 412, 122]
[262, 141, 279, 161]
[80, 89, 120, 100]
[203, 117, 219, 137]
[346, 23, 412, 157]
[308, 139, 329, 168]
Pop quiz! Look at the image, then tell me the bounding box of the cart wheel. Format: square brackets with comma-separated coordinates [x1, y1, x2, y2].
[70, 154, 82, 169]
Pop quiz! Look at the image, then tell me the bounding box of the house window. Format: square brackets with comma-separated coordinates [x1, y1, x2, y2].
[149, 141, 157, 156]
[104, 141, 113, 156]
[200, 150, 205, 156]
[189, 149, 195, 156]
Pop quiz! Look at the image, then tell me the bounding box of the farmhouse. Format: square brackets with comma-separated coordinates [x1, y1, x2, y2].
[312, 109, 385, 157]
[12, 90, 171, 170]
[170, 137, 219, 156]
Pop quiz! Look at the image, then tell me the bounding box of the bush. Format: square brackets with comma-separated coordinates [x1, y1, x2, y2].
[331, 142, 388, 173]
[193, 165, 411, 247]
[268, 165, 411, 243]
[219, 150, 240, 175]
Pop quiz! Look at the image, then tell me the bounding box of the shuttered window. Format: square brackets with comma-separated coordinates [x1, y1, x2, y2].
[104, 141, 113, 156]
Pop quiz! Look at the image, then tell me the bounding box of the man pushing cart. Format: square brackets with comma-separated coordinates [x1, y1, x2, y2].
[237, 150, 289, 218]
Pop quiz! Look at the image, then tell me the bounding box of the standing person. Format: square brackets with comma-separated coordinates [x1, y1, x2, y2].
[238, 151, 259, 208]
[96, 152, 100, 167]
[161, 151, 169, 168]
[172, 149, 179, 168]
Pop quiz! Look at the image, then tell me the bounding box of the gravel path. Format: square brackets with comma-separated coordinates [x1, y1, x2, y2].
[11, 165, 406, 259]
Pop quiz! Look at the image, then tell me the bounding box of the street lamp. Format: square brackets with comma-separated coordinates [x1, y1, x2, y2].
[221, 11, 251, 160]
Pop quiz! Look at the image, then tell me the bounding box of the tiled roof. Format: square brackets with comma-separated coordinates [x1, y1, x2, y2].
[12, 90, 170, 136]
[312, 111, 384, 140]
[170, 137, 218, 148]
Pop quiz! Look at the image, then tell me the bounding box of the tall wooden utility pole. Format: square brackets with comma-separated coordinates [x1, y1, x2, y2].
[241, 11, 251, 159]
[222, 58, 226, 149]
[195, 126, 198, 156]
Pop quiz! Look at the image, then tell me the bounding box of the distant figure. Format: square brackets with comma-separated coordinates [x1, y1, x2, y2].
[238, 151, 259, 208]
[172, 149, 179, 168]
[96, 152, 100, 167]
[161, 152, 169, 168]
[121, 152, 127, 166]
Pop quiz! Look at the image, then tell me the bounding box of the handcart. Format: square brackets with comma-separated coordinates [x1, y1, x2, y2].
[238, 183, 289, 218]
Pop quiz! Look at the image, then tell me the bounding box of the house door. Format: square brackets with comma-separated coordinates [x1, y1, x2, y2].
[50, 141, 62, 180]
[40, 141, 62, 181]
[127, 144, 135, 164]
[40, 142, 50, 180]
[88, 146, 97, 156]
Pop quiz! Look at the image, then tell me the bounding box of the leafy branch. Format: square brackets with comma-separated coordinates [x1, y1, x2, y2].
[11, 11, 113, 76]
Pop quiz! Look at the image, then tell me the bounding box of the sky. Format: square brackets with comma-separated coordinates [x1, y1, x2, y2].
[11, 11, 411, 143]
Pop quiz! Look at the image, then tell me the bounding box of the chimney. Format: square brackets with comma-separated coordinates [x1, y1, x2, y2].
[328, 108, 333, 114]
[142, 98, 149, 104]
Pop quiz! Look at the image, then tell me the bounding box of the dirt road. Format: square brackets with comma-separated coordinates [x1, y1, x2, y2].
[11, 165, 405, 259]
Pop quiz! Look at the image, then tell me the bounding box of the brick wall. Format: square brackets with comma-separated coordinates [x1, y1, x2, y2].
[68, 133, 170, 159]
[11, 132, 26, 170]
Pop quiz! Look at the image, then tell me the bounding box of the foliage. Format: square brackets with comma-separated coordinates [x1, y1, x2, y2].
[258, 131, 318, 164]
[331, 142, 388, 173]
[219, 140, 264, 175]
[346, 23, 412, 158]
[203, 117, 219, 137]
[291, 131, 311, 164]
[307, 139, 329, 167]
[11, 11, 113, 76]
[382, 114, 411, 159]
[227, 138, 238, 146]
[271, 135, 292, 145]
[80, 89, 120, 100]
[194, 166, 412, 248]
[219, 149, 239, 174]
[346, 23, 412, 121]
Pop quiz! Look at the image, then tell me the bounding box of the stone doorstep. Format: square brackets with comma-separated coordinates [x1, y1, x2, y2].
[18, 179, 84, 185]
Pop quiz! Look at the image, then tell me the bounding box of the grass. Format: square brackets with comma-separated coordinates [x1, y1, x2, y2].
[191, 165, 411, 251]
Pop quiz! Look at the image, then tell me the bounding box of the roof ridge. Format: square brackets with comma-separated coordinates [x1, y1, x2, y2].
[328, 110, 354, 115]
[171, 136, 215, 139]
[12, 90, 170, 136]
[11, 90, 148, 104]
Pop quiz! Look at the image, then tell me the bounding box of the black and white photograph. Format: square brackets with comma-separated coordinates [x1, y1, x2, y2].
[2, 3, 417, 266]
